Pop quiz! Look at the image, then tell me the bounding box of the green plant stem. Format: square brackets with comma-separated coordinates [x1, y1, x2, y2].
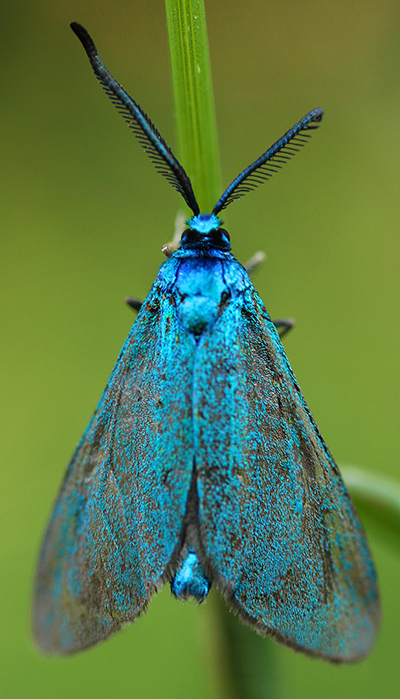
[165, 0, 221, 212]
[164, 3, 275, 697]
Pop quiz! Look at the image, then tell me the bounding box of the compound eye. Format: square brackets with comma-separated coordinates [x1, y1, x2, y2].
[218, 228, 230, 241]
[212, 227, 230, 248]
[180, 228, 200, 244]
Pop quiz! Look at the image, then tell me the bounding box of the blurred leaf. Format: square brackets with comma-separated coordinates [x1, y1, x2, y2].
[165, 0, 221, 211]
[343, 466, 400, 551]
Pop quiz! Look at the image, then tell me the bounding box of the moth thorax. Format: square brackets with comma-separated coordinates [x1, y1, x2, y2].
[178, 295, 219, 335]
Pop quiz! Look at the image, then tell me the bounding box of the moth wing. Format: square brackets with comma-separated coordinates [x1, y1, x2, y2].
[33, 287, 195, 654]
[195, 286, 379, 661]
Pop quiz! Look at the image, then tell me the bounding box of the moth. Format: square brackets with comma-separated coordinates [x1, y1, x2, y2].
[33, 22, 379, 661]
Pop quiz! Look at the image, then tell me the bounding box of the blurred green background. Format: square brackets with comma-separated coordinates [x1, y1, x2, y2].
[2, 0, 400, 697]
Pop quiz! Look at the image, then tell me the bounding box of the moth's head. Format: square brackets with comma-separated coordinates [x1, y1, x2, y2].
[180, 213, 231, 250]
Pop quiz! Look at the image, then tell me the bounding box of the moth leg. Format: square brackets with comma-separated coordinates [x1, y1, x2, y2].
[244, 250, 266, 274]
[162, 210, 187, 256]
[272, 317, 295, 339]
[161, 244, 173, 258]
[125, 296, 143, 312]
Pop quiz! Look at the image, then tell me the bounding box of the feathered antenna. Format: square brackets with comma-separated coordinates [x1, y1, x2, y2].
[212, 108, 323, 214]
[70, 23, 200, 216]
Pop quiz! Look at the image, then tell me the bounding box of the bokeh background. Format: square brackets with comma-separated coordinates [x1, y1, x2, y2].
[2, 0, 400, 697]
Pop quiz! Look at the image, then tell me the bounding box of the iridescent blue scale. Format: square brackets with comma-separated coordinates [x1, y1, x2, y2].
[171, 550, 211, 601]
[188, 213, 221, 233]
[32, 22, 379, 661]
